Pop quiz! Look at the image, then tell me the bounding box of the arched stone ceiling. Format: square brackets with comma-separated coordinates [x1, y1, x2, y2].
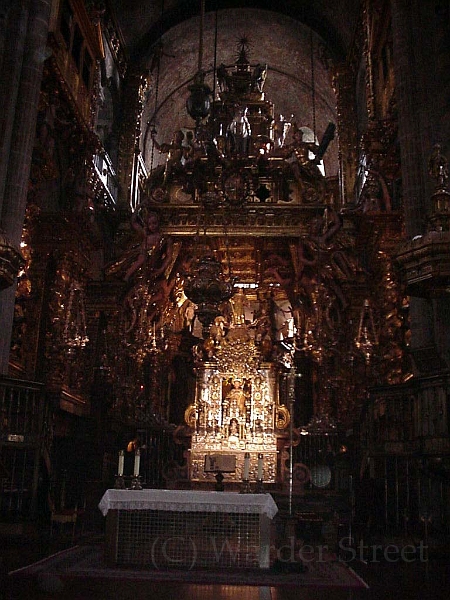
[140, 8, 340, 175]
[109, 0, 360, 63]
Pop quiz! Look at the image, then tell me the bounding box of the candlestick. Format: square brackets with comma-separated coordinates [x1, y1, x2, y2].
[133, 448, 141, 477]
[118, 450, 124, 476]
[243, 452, 250, 480]
[114, 475, 126, 489]
[215, 470, 225, 492]
[257, 453, 264, 480]
[130, 475, 142, 490]
[255, 453, 264, 493]
[240, 452, 252, 493]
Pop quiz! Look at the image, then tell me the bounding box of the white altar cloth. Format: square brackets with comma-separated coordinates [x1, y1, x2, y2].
[99, 489, 278, 519]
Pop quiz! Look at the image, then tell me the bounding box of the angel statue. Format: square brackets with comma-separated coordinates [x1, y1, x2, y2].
[106, 206, 173, 284]
[104, 206, 174, 336]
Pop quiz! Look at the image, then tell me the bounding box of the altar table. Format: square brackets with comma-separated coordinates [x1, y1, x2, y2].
[99, 489, 278, 569]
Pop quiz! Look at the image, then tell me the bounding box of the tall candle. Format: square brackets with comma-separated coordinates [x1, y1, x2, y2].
[133, 448, 141, 477]
[118, 450, 124, 476]
[243, 452, 250, 480]
[257, 453, 264, 480]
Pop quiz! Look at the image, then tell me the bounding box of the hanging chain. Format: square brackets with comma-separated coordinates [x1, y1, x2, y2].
[222, 214, 233, 283]
[198, 0, 205, 73]
[210, 2, 219, 136]
[150, 0, 165, 175]
[310, 29, 316, 140]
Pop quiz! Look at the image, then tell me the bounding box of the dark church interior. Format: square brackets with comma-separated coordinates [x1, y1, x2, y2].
[0, 1, 449, 598]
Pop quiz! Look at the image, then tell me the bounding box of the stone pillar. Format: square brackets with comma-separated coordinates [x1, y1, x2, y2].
[434, 4, 450, 148]
[391, 0, 443, 356]
[0, 0, 52, 374]
[391, 0, 436, 236]
[0, 1, 29, 215]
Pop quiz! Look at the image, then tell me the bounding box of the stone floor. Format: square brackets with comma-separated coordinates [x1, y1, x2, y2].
[0, 519, 449, 600]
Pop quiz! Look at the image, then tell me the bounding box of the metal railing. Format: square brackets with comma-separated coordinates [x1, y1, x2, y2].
[0, 377, 48, 518]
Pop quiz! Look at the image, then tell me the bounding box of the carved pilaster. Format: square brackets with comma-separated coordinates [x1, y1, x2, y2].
[331, 64, 359, 206]
[0, 230, 24, 290]
[101, 6, 127, 79]
[362, 0, 376, 121]
[117, 70, 150, 207]
[358, 118, 400, 211]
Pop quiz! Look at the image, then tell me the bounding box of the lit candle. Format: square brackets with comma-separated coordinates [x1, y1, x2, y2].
[288, 318, 294, 338]
[133, 448, 141, 477]
[118, 450, 124, 476]
[243, 452, 250, 480]
[257, 453, 264, 480]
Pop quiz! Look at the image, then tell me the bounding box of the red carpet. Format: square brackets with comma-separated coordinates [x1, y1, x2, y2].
[9, 543, 368, 590]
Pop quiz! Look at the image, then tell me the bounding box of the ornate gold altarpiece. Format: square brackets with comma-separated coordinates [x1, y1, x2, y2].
[186, 325, 288, 484]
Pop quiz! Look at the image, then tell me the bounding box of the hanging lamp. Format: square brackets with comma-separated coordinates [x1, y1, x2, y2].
[186, 0, 212, 127]
[355, 299, 378, 364]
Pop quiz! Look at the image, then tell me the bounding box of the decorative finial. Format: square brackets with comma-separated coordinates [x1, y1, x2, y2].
[236, 36, 251, 69]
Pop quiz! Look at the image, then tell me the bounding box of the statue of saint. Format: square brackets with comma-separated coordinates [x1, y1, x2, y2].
[209, 316, 226, 346]
[225, 378, 248, 417]
[168, 285, 196, 333]
[428, 143, 449, 189]
[217, 63, 229, 93]
[252, 63, 267, 93]
[272, 123, 325, 203]
[228, 104, 251, 155]
[151, 129, 186, 183]
[229, 287, 248, 325]
[229, 418, 240, 439]
[273, 114, 293, 149]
